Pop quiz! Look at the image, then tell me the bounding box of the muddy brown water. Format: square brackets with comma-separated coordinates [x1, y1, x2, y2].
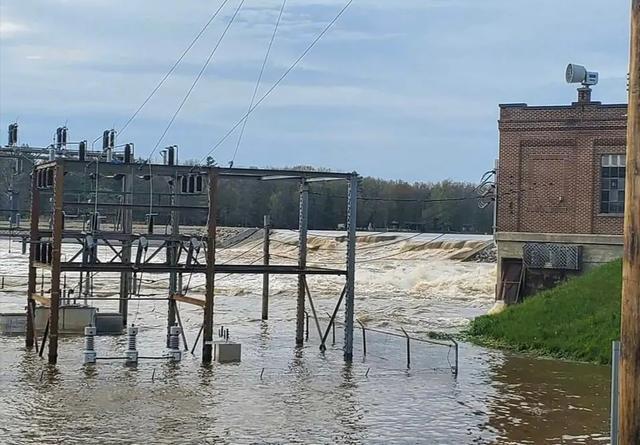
[0, 233, 611, 444]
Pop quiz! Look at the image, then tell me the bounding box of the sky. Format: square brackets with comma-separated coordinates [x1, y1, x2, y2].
[0, 0, 632, 182]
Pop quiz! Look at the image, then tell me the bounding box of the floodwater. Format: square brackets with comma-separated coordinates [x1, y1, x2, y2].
[0, 232, 612, 444]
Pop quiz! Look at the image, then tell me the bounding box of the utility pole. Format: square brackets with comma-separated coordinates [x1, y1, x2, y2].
[620, 0, 640, 443]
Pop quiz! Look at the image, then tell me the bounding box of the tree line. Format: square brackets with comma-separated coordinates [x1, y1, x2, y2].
[0, 161, 493, 233]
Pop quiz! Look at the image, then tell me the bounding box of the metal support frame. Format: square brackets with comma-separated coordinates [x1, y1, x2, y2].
[24, 159, 358, 364]
[295, 181, 309, 345]
[343, 174, 358, 361]
[166, 174, 180, 346]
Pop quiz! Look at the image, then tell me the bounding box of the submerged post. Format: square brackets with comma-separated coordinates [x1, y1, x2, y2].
[167, 176, 180, 347]
[401, 327, 410, 369]
[26, 168, 40, 349]
[202, 171, 218, 363]
[611, 341, 621, 445]
[119, 165, 134, 327]
[48, 162, 64, 365]
[295, 181, 309, 345]
[343, 174, 358, 361]
[620, 1, 640, 442]
[262, 214, 271, 320]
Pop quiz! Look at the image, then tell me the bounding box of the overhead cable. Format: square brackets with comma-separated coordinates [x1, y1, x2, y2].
[118, 0, 231, 136]
[199, 0, 354, 163]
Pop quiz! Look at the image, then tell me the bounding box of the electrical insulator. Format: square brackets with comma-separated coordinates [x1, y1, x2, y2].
[55, 126, 68, 149]
[79, 140, 87, 161]
[167, 325, 182, 362]
[125, 325, 139, 365]
[8, 123, 18, 146]
[83, 326, 97, 364]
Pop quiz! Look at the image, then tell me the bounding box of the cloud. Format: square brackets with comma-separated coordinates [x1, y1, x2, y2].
[0, 0, 631, 182]
[0, 19, 28, 37]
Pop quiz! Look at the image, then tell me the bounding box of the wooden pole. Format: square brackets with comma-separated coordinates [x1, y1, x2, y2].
[620, 1, 640, 442]
[119, 166, 133, 326]
[48, 163, 64, 365]
[261, 214, 271, 320]
[26, 168, 40, 349]
[202, 171, 217, 363]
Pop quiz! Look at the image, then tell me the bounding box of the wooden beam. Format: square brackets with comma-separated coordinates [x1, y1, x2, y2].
[32, 294, 51, 307]
[172, 294, 205, 308]
[620, 0, 640, 442]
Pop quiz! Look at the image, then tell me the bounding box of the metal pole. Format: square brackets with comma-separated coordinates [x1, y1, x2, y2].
[305, 311, 309, 341]
[612, 341, 621, 445]
[620, 2, 640, 442]
[262, 214, 271, 320]
[38, 319, 49, 357]
[343, 174, 358, 361]
[357, 319, 366, 357]
[202, 171, 217, 363]
[320, 286, 346, 352]
[48, 163, 64, 364]
[296, 181, 309, 345]
[191, 323, 204, 355]
[302, 277, 323, 342]
[26, 169, 40, 349]
[173, 299, 189, 351]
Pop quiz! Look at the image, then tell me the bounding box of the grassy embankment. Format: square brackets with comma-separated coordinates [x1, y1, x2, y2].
[467, 259, 622, 364]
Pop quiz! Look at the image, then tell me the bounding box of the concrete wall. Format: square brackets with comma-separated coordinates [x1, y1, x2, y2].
[495, 231, 623, 301]
[35, 305, 96, 334]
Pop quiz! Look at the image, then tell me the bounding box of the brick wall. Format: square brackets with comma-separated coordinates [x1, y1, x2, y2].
[496, 100, 627, 235]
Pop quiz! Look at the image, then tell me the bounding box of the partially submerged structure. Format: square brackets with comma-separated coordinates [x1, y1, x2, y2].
[3, 128, 358, 365]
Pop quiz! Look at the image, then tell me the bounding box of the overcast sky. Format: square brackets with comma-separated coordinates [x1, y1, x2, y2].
[0, 0, 631, 182]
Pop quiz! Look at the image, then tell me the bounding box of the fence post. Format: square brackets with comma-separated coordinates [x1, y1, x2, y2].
[357, 319, 367, 357]
[611, 340, 621, 445]
[401, 327, 410, 369]
[262, 215, 271, 320]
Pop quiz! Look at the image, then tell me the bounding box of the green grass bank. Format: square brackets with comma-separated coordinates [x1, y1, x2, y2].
[467, 259, 622, 364]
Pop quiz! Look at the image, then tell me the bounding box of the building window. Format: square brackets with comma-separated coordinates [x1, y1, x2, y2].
[600, 154, 626, 214]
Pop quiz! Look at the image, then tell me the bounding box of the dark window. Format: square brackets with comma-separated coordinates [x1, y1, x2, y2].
[600, 155, 626, 214]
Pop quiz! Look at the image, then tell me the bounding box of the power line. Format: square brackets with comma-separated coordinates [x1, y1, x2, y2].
[118, 0, 231, 136]
[309, 191, 479, 204]
[230, 0, 287, 166]
[148, 0, 246, 161]
[199, 0, 354, 164]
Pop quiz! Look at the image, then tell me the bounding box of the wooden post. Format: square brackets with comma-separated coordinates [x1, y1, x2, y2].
[261, 214, 271, 320]
[26, 167, 40, 349]
[119, 166, 133, 326]
[48, 163, 64, 364]
[167, 174, 180, 346]
[202, 171, 218, 363]
[620, 1, 640, 442]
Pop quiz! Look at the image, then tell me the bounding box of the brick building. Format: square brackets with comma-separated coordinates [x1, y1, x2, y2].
[495, 88, 627, 303]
